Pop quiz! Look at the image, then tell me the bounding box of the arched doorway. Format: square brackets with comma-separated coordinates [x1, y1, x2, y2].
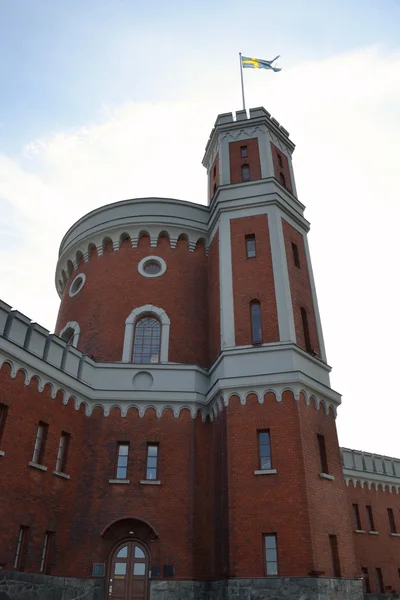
[109, 540, 149, 600]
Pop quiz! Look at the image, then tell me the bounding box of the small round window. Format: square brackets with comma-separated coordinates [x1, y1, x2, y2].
[69, 273, 86, 297]
[138, 256, 167, 279]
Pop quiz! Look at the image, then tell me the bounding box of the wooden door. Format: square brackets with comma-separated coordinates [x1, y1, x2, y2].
[109, 541, 149, 600]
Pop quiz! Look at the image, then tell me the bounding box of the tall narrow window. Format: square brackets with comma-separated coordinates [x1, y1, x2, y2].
[317, 434, 329, 474]
[352, 504, 362, 530]
[258, 431, 272, 470]
[264, 534, 278, 575]
[279, 172, 286, 187]
[375, 568, 384, 593]
[0, 403, 9, 445]
[115, 443, 129, 480]
[241, 164, 250, 182]
[14, 526, 29, 571]
[133, 317, 161, 363]
[245, 234, 256, 258]
[213, 183, 217, 196]
[250, 300, 262, 344]
[40, 531, 54, 573]
[366, 505, 376, 531]
[388, 508, 397, 534]
[300, 307, 312, 352]
[291, 242, 300, 268]
[277, 153, 283, 168]
[213, 165, 216, 177]
[55, 432, 70, 474]
[240, 145, 248, 158]
[32, 422, 48, 465]
[329, 534, 341, 577]
[146, 444, 159, 480]
[362, 567, 371, 593]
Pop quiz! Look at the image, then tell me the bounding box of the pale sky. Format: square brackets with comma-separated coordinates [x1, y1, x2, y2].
[1, 1, 400, 457]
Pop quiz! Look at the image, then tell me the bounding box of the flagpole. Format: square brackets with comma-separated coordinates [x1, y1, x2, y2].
[239, 52, 246, 111]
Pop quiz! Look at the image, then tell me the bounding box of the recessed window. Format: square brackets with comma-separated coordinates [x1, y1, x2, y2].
[353, 503, 362, 530]
[241, 164, 250, 182]
[291, 242, 300, 268]
[213, 183, 217, 196]
[14, 526, 29, 571]
[69, 273, 86, 297]
[388, 508, 397, 534]
[138, 256, 167, 279]
[277, 153, 283, 168]
[213, 165, 216, 177]
[61, 328, 74, 345]
[329, 534, 341, 577]
[366, 505, 375, 531]
[0, 403, 9, 445]
[279, 172, 286, 187]
[317, 434, 329, 474]
[40, 531, 54, 574]
[258, 431, 271, 470]
[55, 432, 70, 474]
[264, 534, 278, 575]
[300, 307, 312, 352]
[115, 443, 129, 479]
[245, 234, 256, 258]
[146, 444, 158, 480]
[250, 300, 262, 344]
[32, 422, 49, 465]
[362, 567, 371, 594]
[376, 567, 384, 593]
[240, 145, 248, 158]
[133, 317, 161, 363]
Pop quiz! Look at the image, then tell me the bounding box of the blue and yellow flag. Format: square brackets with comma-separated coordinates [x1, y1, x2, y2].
[241, 55, 282, 72]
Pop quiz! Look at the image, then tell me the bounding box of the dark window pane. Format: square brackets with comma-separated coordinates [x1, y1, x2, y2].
[251, 302, 262, 343]
[240, 146, 248, 158]
[134, 563, 146, 576]
[242, 165, 250, 181]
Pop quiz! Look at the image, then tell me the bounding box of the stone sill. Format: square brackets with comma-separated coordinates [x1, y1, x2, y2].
[28, 461, 47, 472]
[319, 472, 335, 481]
[140, 480, 161, 485]
[109, 479, 130, 484]
[0, 450, 5, 457]
[53, 470, 70, 480]
[390, 532, 400, 537]
[369, 531, 379, 535]
[254, 469, 277, 476]
[354, 530, 365, 534]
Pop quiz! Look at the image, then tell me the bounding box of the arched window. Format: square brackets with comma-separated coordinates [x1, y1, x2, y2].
[250, 300, 262, 344]
[133, 317, 161, 363]
[122, 305, 170, 363]
[279, 172, 286, 187]
[241, 164, 250, 182]
[59, 321, 80, 348]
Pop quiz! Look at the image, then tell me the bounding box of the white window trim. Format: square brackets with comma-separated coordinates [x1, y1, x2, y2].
[122, 305, 170, 363]
[59, 321, 80, 348]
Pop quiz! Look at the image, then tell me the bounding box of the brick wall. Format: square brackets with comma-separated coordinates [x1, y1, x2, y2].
[229, 138, 261, 184]
[270, 143, 293, 193]
[207, 231, 220, 365]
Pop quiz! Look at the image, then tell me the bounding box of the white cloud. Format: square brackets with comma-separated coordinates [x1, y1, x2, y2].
[1, 46, 400, 455]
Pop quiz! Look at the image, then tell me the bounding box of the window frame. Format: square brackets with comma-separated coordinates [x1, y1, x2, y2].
[263, 533, 278, 576]
[133, 316, 162, 364]
[250, 300, 262, 345]
[122, 305, 170, 364]
[300, 307, 312, 352]
[0, 402, 9, 445]
[329, 534, 341, 577]
[277, 153, 283, 168]
[291, 242, 300, 268]
[32, 421, 49, 466]
[279, 172, 286, 187]
[317, 433, 329, 474]
[362, 567, 371, 594]
[245, 234, 256, 258]
[375, 567, 384, 593]
[55, 432, 71, 474]
[258, 430, 272, 471]
[240, 145, 248, 158]
[388, 508, 397, 534]
[115, 442, 130, 480]
[352, 503, 362, 530]
[146, 443, 159, 480]
[14, 526, 29, 571]
[366, 505, 376, 532]
[40, 531, 54, 574]
[241, 164, 250, 182]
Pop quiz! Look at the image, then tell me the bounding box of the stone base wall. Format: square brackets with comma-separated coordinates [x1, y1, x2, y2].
[0, 571, 104, 600]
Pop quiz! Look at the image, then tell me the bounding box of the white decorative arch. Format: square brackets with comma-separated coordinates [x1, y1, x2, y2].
[122, 305, 170, 363]
[59, 321, 80, 348]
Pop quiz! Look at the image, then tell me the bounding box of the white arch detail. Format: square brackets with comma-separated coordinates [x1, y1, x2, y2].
[59, 321, 80, 348]
[122, 305, 170, 363]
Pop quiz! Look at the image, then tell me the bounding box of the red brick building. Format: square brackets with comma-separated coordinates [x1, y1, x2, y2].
[0, 107, 399, 600]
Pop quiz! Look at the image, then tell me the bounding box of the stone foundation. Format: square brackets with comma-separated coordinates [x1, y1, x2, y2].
[0, 571, 104, 600]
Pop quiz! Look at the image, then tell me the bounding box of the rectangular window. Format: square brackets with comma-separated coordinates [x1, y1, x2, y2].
[245, 234, 256, 258]
[291, 242, 300, 268]
[40, 531, 54, 573]
[14, 526, 29, 571]
[240, 145, 248, 158]
[352, 503, 362, 530]
[375, 567, 384, 593]
[146, 444, 159, 480]
[366, 505, 375, 531]
[32, 421, 48, 465]
[277, 153, 283, 168]
[362, 567, 371, 593]
[258, 431, 272, 470]
[264, 534, 278, 575]
[388, 508, 397, 534]
[0, 403, 9, 445]
[329, 534, 341, 577]
[317, 434, 329, 474]
[55, 432, 70, 474]
[115, 443, 129, 479]
[300, 307, 312, 351]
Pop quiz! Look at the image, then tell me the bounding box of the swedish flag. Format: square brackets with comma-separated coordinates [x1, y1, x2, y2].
[241, 55, 282, 72]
